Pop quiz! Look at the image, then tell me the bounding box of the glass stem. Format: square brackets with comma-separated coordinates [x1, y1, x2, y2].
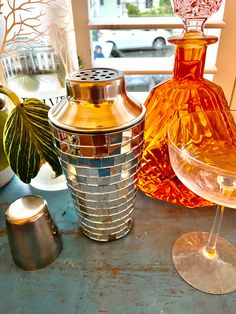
[205, 205, 225, 256]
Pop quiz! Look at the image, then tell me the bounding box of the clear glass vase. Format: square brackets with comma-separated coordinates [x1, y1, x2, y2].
[0, 0, 78, 106]
[0, 0, 79, 191]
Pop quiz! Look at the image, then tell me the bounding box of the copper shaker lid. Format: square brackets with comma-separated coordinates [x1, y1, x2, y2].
[48, 68, 145, 133]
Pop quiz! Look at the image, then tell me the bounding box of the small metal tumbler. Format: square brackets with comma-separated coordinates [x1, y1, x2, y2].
[5, 195, 62, 270]
[48, 68, 145, 241]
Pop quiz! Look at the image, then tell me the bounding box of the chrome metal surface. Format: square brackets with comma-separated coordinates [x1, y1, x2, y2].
[48, 68, 145, 132]
[5, 195, 62, 270]
[71, 68, 119, 82]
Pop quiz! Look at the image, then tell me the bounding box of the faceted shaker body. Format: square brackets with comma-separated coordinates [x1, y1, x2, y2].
[138, 33, 229, 208]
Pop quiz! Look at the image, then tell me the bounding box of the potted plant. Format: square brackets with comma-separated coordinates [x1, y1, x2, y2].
[0, 85, 62, 187]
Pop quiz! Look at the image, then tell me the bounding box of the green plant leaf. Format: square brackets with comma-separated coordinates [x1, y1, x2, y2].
[3, 98, 62, 183]
[0, 110, 9, 171]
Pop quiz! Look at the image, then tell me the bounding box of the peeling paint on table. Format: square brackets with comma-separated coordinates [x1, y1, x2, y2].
[0, 176, 236, 314]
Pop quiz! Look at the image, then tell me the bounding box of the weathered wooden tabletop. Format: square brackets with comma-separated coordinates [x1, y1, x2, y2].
[0, 176, 236, 314]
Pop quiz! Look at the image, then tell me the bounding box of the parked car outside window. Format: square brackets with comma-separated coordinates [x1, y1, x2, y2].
[97, 29, 173, 50]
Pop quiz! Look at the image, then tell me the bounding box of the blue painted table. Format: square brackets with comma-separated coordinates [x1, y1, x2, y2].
[0, 176, 236, 314]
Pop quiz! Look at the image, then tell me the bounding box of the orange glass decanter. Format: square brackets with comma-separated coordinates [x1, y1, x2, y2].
[138, 0, 229, 207]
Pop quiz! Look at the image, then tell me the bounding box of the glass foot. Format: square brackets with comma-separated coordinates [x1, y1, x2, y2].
[172, 231, 236, 294]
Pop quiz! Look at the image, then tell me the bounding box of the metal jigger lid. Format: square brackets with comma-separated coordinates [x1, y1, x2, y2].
[5, 195, 46, 224]
[48, 68, 145, 133]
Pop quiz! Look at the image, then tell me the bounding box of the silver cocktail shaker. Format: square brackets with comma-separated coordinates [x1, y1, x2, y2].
[48, 68, 145, 241]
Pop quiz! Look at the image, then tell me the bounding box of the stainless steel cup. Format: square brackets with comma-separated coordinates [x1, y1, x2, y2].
[5, 195, 62, 270]
[48, 68, 145, 241]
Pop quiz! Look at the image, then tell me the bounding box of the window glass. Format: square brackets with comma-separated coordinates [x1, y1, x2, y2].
[91, 28, 221, 68]
[125, 74, 171, 92]
[92, 28, 176, 61]
[90, 0, 225, 20]
[90, 0, 174, 19]
[89, 0, 224, 66]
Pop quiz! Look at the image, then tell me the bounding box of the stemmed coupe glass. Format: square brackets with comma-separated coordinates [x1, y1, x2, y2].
[168, 110, 236, 294]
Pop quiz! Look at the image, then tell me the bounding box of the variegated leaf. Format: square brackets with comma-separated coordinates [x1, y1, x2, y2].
[0, 110, 8, 171]
[3, 98, 62, 183]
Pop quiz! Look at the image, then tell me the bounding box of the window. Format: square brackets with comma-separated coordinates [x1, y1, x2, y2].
[72, 0, 235, 107]
[72, 0, 236, 105]
[0, 0, 233, 107]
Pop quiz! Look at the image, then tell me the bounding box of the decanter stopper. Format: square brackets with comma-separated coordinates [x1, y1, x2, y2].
[172, 0, 223, 33]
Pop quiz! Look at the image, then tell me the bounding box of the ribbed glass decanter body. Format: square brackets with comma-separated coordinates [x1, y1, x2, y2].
[138, 33, 229, 207]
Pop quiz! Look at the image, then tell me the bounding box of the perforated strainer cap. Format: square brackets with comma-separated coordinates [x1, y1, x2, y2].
[73, 68, 119, 82]
[48, 68, 145, 133]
